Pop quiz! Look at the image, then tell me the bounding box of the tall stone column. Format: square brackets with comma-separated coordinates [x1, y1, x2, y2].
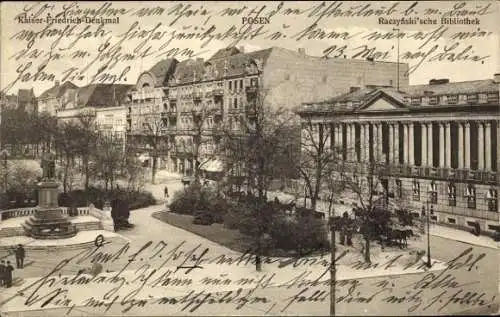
[403, 123, 409, 164]
[458, 122, 464, 168]
[421, 122, 428, 166]
[439, 122, 445, 167]
[351, 124, 357, 161]
[478, 121, 485, 170]
[485, 121, 492, 170]
[409, 122, 415, 166]
[394, 122, 399, 164]
[427, 122, 433, 167]
[335, 125, 340, 146]
[445, 122, 451, 168]
[346, 123, 352, 161]
[388, 123, 394, 163]
[372, 123, 378, 162]
[465, 122, 471, 169]
[378, 123, 383, 161]
[365, 123, 370, 162]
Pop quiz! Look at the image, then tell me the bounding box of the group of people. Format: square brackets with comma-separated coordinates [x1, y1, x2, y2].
[1, 244, 25, 288]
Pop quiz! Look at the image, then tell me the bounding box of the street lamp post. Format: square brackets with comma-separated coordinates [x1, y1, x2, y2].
[1, 149, 9, 194]
[423, 190, 435, 268]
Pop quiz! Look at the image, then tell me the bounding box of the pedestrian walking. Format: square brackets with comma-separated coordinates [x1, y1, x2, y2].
[15, 244, 25, 269]
[4, 261, 14, 288]
[164, 185, 169, 199]
[0, 260, 5, 287]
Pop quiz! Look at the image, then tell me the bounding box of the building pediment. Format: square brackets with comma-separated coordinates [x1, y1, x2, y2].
[356, 91, 408, 112]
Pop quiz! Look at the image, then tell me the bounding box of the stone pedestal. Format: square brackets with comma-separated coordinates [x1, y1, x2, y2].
[22, 181, 77, 239]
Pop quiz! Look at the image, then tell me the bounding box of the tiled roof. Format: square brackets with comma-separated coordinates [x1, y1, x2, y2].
[171, 47, 273, 85]
[403, 79, 498, 96]
[148, 59, 177, 87]
[38, 81, 78, 99]
[209, 47, 241, 60]
[76, 84, 133, 108]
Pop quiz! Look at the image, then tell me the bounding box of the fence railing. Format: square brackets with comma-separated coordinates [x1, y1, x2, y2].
[0, 206, 91, 220]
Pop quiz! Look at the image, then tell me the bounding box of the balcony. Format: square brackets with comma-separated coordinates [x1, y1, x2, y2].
[193, 91, 203, 100]
[161, 112, 168, 119]
[169, 92, 177, 100]
[213, 89, 224, 97]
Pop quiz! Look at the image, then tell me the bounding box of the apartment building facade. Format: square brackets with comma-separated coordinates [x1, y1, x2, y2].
[128, 46, 408, 175]
[297, 75, 500, 235]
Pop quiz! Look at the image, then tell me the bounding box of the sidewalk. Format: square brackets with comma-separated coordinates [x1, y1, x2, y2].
[430, 224, 499, 249]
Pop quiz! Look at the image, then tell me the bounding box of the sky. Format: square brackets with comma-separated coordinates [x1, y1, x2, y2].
[1, 1, 499, 96]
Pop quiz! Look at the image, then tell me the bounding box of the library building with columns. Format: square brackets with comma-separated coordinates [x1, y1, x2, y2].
[297, 74, 500, 235]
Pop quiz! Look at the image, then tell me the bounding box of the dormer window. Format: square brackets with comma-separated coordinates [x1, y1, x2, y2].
[447, 95, 458, 104]
[429, 96, 438, 105]
[478, 93, 488, 103]
[467, 94, 478, 103]
[411, 97, 421, 105]
[487, 92, 499, 103]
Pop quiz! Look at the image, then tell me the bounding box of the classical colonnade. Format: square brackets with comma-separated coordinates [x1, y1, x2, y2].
[326, 120, 497, 171]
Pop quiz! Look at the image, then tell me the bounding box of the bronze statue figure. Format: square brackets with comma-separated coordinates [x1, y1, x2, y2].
[41, 152, 56, 180]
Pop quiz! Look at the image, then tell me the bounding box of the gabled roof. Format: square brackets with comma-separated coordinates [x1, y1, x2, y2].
[403, 79, 498, 96]
[76, 84, 133, 108]
[38, 81, 78, 99]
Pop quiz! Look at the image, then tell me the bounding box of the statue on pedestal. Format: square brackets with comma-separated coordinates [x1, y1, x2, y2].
[41, 152, 56, 181]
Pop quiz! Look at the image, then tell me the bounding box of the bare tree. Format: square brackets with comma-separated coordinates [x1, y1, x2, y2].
[140, 114, 172, 184]
[179, 107, 221, 183]
[94, 134, 124, 192]
[53, 121, 81, 193]
[342, 160, 392, 263]
[298, 118, 344, 211]
[74, 110, 98, 190]
[220, 80, 297, 271]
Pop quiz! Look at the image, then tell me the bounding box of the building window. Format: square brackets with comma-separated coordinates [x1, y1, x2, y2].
[429, 181, 438, 204]
[447, 95, 458, 104]
[486, 188, 498, 212]
[448, 183, 456, 206]
[428, 96, 438, 105]
[250, 78, 258, 87]
[229, 81, 232, 91]
[240, 80, 243, 90]
[411, 97, 421, 105]
[465, 184, 476, 209]
[233, 98, 238, 109]
[478, 93, 488, 103]
[396, 179, 402, 198]
[487, 92, 499, 103]
[412, 180, 420, 201]
[467, 94, 478, 103]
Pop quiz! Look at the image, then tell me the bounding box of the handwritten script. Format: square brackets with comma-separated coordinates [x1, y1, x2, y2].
[2, 1, 496, 92]
[6, 238, 497, 315]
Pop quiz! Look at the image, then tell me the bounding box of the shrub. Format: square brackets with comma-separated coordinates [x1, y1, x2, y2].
[169, 184, 229, 219]
[59, 186, 156, 210]
[168, 184, 202, 215]
[269, 214, 329, 256]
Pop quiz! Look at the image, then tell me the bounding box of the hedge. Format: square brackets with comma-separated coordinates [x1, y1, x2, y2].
[58, 186, 156, 210]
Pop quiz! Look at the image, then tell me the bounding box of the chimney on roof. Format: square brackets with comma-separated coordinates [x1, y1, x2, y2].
[494, 73, 500, 83]
[298, 48, 306, 56]
[429, 78, 450, 85]
[239, 46, 245, 53]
